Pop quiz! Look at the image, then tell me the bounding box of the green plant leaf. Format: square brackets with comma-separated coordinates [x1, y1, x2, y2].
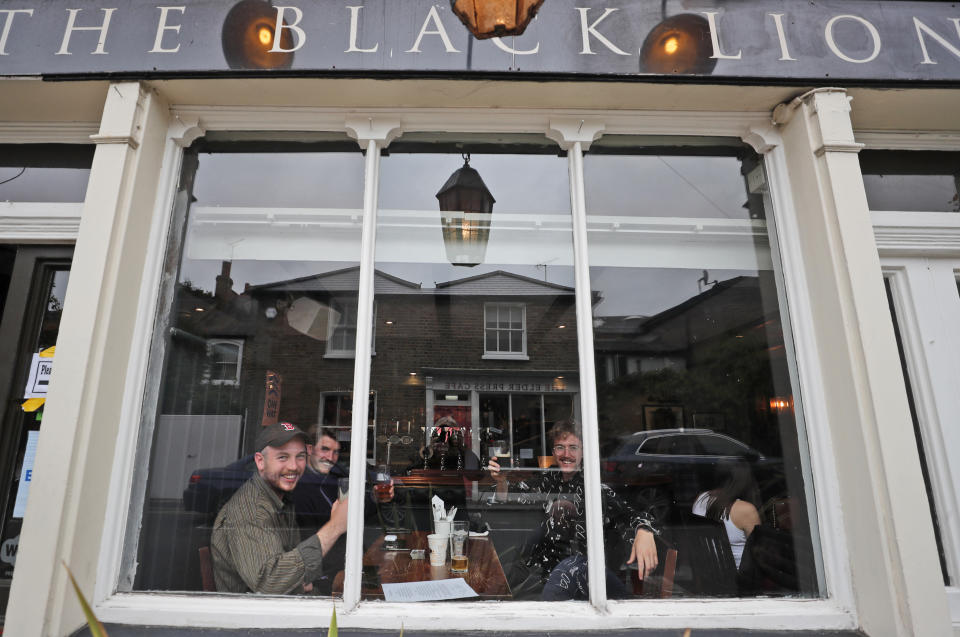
[63, 561, 109, 637]
[329, 606, 338, 637]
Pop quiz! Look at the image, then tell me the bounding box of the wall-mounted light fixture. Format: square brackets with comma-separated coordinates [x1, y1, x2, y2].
[450, 0, 545, 39]
[437, 154, 495, 267]
[769, 396, 793, 413]
[640, 2, 716, 75]
[221, 0, 295, 69]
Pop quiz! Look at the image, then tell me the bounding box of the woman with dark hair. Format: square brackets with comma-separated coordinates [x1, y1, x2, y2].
[691, 461, 762, 568]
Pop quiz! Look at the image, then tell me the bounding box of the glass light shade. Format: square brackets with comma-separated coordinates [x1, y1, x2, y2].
[437, 160, 495, 267]
[640, 14, 717, 75]
[450, 0, 545, 39]
[221, 0, 295, 70]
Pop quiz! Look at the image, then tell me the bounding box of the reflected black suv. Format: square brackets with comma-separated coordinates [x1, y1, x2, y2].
[600, 428, 783, 521]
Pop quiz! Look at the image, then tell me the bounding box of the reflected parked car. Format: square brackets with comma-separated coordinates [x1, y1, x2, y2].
[182, 455, 255, 517]
[600, 428, 783, 521]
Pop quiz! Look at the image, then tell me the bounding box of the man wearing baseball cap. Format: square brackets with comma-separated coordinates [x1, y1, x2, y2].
[211, 422, 349, 594]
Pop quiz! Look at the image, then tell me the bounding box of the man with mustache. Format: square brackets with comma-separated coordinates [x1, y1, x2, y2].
[487, 419, 659, 600]
[211, 422, 349, 594]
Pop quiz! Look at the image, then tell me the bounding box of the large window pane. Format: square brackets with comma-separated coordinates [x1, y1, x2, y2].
[860, 150, 960, 212]
[126, 144, 364, 597]
[585, 141, 821, 598]
[0, 145, 92, 202]
[361, 141, 598, 602]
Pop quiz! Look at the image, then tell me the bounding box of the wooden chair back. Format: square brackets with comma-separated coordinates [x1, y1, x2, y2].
[198, 546, 216, 592]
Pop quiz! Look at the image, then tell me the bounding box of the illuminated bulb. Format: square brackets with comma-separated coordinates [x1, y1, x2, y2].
[258, 25, 273, 45]
[664, 36, 679, 54]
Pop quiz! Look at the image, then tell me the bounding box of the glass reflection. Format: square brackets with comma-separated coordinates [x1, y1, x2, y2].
[0, 144, 92, 203]
[586, 142, 820, 598]
[131, 147, 364, 596]
[860, 150, 960, 213]
[362, 144, 601, 602]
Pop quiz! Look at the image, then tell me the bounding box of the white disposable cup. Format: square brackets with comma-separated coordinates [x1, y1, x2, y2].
[434, 519, 452, 537]
[427, 533, 448, 566]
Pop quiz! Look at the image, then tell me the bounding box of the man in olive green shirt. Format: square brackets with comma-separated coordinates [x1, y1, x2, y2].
[211, 422, 348, 594]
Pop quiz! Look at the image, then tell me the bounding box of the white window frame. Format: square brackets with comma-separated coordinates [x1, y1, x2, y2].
[482, 302, 528, 360]
[203, 338, 242, 385]
[860, 128, 960, 630]
[91, 106, 855, 632]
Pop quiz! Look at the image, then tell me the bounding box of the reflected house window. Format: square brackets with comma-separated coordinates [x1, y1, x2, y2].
[325, 300, 376, 358]
[327, 300, 357, 357]
[204, 338, 243, 385]
[483, 302, 527, 358]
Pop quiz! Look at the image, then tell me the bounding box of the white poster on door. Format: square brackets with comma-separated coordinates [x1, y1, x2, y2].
[23, 354, 53, 399]
[12, 430, 39, 518]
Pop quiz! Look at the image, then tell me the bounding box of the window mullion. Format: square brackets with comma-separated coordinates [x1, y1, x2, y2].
[343, 137, 382, 612]
[567, 139, 608, 611]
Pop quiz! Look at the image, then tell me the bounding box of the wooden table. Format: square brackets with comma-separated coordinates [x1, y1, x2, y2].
[333, 531, 511, 600]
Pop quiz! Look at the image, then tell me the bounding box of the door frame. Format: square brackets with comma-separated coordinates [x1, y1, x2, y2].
[0, 245, 73, 609]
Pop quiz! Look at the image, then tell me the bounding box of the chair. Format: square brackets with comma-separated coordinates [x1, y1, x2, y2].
[738, 524, 804, 595]
[624, 545, 678, 598]
[666, 515, 738, 597]
[198, 546, 216, 592]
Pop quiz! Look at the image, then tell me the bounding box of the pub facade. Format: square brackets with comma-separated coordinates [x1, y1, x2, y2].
[0, 0, 958, 635]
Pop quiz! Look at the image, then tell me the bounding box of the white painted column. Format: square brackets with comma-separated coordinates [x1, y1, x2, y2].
[773, 88, 952, 637]
[6, 82, 171, 637]
[343, 117, 401, 613]
[546, 119, 607, 610]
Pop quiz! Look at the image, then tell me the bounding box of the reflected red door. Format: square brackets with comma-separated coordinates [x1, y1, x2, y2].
[432, 405, 472, 450]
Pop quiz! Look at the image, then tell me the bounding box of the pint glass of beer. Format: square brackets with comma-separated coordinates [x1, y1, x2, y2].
[450, 521, 469, 573]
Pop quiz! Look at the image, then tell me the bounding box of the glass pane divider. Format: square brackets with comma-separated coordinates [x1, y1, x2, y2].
[343, 138, 381, 613]
[567, 140, 609, 611]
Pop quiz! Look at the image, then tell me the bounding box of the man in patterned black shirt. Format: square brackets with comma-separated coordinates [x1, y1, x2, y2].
[487, 420, 659, 600]
[211, 422, 348, 594]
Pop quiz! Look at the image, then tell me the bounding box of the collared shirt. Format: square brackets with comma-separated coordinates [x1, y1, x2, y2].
[211, 472, 325, 594]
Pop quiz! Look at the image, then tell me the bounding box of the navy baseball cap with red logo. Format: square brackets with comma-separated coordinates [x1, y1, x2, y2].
[255, 422, 308, 452]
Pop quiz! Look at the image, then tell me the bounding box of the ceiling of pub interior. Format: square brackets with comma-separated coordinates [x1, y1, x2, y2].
[1, 77, 958, 132]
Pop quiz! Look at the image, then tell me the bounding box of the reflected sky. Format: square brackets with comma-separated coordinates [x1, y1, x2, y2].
[0, 167, 90, 203]
[584, 155, 749, 219]
[193, 152, 365, 208]
[180, 149, 767, 315]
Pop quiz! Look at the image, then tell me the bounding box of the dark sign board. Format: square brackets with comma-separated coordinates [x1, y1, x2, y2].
[1, 0, 960, 82]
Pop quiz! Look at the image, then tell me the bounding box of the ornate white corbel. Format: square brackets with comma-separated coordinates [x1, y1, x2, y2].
[169, 113, 206, 148]
[546, 118, 605, 150]
[741, 122, 781, 154]
[345, 117, 403, 148]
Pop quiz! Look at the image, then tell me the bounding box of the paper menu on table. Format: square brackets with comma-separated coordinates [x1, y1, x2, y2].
[381, 578, 479, 602]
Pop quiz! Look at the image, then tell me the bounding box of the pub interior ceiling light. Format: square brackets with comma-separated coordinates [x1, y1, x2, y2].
[221, 0, 295, 70]
[437, 154, 495, 267]
[640, 3, 717, 75]
[451, 0, 545, 40]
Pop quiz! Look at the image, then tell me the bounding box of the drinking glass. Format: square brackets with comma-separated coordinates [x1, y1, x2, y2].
[373, 464, 392, 503]
[450, 521, 469, 573]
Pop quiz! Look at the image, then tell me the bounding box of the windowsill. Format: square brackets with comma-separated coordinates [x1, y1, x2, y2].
[482, 354, 529, 361]
[324, 352, 376, 359]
